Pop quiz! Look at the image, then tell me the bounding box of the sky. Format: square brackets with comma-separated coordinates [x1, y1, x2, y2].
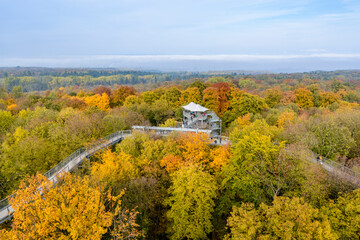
[1, 0, 360, 72]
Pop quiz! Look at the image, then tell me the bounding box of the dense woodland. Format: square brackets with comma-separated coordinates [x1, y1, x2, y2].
[1, 69, 360, 239]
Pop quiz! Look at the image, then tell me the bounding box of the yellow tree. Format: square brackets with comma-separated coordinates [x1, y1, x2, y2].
[160, 154, 184, 174]
[323, 189, 360, 239]
[226, 197, 337, 240]
[295, 88, 314, 109]
[177, 132, 211, 166]
[166, 164, 217, 240]
[179, 87, 202, 105]
[1, 173, 112, 240]
[321, 92, 339, 107]
[84, 93, 110, 111]
[91, 149, 138, 189]
[277, 110, 297, 128]
[209, 145, 232, 172]
[265, 87, 282, 108]
[202, 87, 218, 112]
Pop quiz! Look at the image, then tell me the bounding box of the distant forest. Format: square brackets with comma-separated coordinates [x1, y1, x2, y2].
[1, 67, 360, 92]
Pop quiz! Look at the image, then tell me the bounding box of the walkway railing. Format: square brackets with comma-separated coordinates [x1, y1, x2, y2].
[320, 157, 360, 186]
[301, 150, 360, 187]
[0, 130, 131, 224]
[3, 127, 360, 224]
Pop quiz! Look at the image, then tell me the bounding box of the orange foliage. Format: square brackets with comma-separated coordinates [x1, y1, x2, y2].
[111, 86, 137, 106]
[277, 111, 296, 128]
[3, 174, 112, 239]
[321, 92, 339, 107]
[91, 150, 136, 186]
[6, 103, 18, 113]
[281, 91, 296, 104]
[212, 82, 230, 116]
[84, 93, 110, 111]
[160, 154, 184, 173]
[177, 133, 211, 165]
[295, 88, 314, 109]
[235, 113, 251, 128]
[210, 145, 231, 171]
[336, 89, 347, 99]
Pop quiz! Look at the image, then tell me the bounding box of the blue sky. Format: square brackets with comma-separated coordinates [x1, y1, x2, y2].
[1, 0, 360, 71]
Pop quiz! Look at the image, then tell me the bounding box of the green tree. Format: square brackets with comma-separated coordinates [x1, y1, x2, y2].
[166, 164, 217, 240]
[0, 110, 15, 134]
[222, 129, 286, 206]
[311, 120, 354, 159]
[265, 88, 282, 108]
[226, 93, 267, 124]
[12, 86, 22, 98]
[226, 197, 337, 240]
[163, 87, 182, 108]
[323, 189, 360, 239]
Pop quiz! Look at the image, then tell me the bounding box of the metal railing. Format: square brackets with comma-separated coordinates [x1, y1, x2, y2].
[0, 130, 131, 224]
[3, 127, 360, 224]
[319, 156, 360, 186]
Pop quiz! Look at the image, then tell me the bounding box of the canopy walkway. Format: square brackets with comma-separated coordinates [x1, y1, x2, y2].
[311, 156, 360, 187]
[0, 130, 131, 224]
[1, 127, 360, 224]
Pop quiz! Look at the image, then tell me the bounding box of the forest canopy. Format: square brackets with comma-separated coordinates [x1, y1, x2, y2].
[1, 69, 360, 239]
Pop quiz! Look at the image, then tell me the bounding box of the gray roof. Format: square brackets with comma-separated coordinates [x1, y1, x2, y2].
[182, 102, 209, 112]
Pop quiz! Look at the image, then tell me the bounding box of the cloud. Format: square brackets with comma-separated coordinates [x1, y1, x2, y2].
[2, 53, 360, 66]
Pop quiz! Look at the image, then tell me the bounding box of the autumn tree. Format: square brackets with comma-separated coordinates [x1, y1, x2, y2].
[141, 91, 158, 104]
[229, 93, 267, 121]
[277, 110, 297, 128]
[202, 87, 218, 112]
[91, 149, 138, 192]
[84, 93, 110, 111]
[1, 174, 112, 239]
[166, 164, 217, 240]
[226, 197, 337, 240]
[311, 119, 355, 159]
[281, 91, 296, 104]
[177, 132, 211, 166]
[295, 88, 314, 109]
[0, 110, 15, 135]
[321, 92, 339, 107]
[65, 97, 87, 110]
[159, 118, 177, 127]
[179, 87, 202, 105]
[323, 189, 360, 239]
[111, 86, 137, 107]
[189, 80, 207, 94]
[265, 87, 282, 108]
[163, 87, 182, 108]
[209, 145, 231, 172]
[212, 82, 231, 116]
[93, 85, 112, 96]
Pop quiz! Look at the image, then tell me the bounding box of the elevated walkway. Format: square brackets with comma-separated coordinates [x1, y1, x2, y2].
[311, 156, 360, 187]
[2, 128, 360, 224]
[132, 126, 212, 134]
[0, 130, 131, 224]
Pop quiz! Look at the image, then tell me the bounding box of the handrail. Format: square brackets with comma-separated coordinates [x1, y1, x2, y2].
[298, 150, 360, 186]
[0, 130, 131, 224]
[3, 127, 360, 224]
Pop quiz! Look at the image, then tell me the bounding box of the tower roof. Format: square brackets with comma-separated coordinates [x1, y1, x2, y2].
[182, 102, 209, 112]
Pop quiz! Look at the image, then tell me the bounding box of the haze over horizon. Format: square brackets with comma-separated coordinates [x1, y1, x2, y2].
[1, 0, 360, 72]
